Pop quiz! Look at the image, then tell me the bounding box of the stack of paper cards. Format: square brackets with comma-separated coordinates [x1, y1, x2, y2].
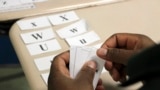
[69, 46, 105, 89]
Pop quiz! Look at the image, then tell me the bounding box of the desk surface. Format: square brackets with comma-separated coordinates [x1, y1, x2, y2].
[9, 0, 160, 90]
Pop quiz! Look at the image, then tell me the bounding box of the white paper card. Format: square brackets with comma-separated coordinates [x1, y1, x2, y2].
[73, 47, 94, 78]
[0, 0, 46, 8]
[0, 2, 35, 13]
[17, 16, 51, 30]
[34, 55, 56, 71]
[20, 0, 47, 3]
[48, 11, 79, 25]
[56, 19, 88, 38]
[66, 31, 100, 46]
[0, 0, 48, 13]
[41, 73, 49, 85]
[69, 46, 105, 89]
[0, 0, 21, 7]
[69, 46, 77, 78]
[21, 28, 56, 44]
[26, 39, 61, 55]
[86, 49, 105, 89]
[93, 43, 107, 73]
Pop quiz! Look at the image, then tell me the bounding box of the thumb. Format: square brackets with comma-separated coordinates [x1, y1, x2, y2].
[75, 61, 97, 86]
[97, 48, 138, 65]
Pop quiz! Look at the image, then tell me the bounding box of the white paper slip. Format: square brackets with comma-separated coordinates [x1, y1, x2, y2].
[73, 47, 95, 78]
[17, 16, 51, 30]
[21, 28, 56, 44]
[0, 3, 35, 13]
[26, 39, 61, 55]
[0, 0, 46, 8]
[56, 19, 88, 39]
[66, 31, 100, 46]
[20, 0, 47, 3]
[69, 46, 105, 89]
[86, 48, 105, 89]
[92, 43, 108, 73]
[69, 46, 77, 78]
[70, 46, 93, 78]
[41, 73, 49, 85]
[0, 0, 47, 13]
[34, 55, 56, 71]
[48, 11, 79, 26]
[0, 0, 30, 8]
[0, 0, 17, 7]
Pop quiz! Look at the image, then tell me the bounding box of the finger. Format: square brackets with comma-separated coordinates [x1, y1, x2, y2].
[97, 78, 103, 86]
[48, 51, 71, 90]
[107, 63, 126, 82]
[110, 67, 121, 81]
[104, 61, 113, 71]
[97, 48, 138, 65]
[102, 33, 155, 49]
[101, 33, 141, 49]
[114, 64, 127, 82]
[50, 51, 70, 77]
[95, 85, 105, 90]
[75, 60, 97, 86]
[104, 62, 120, 81]
[96, 79, 105, 90]
[111, 68, 127, 82]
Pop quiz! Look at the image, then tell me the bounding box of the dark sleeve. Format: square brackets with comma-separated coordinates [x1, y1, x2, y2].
[121, 44, 160, 90]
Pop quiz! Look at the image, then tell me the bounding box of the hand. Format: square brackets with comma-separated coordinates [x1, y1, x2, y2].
[97, 33, 155, 82]
[48, 51, 105, 90]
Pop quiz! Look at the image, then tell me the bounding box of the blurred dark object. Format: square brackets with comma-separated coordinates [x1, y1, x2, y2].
[0, 19, 19, 64]
[0, 35, 19, 64]
[0, 20, 17, 35]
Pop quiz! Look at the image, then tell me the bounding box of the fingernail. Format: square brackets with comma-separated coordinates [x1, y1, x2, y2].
[87, 61, 97, 69]
[98, 48, 108, 56]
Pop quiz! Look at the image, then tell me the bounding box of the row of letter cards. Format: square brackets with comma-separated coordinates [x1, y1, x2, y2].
[16, 11, 106, 85]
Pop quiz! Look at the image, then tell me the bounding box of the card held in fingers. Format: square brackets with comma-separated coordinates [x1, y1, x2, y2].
[69, 46, 105, 89]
